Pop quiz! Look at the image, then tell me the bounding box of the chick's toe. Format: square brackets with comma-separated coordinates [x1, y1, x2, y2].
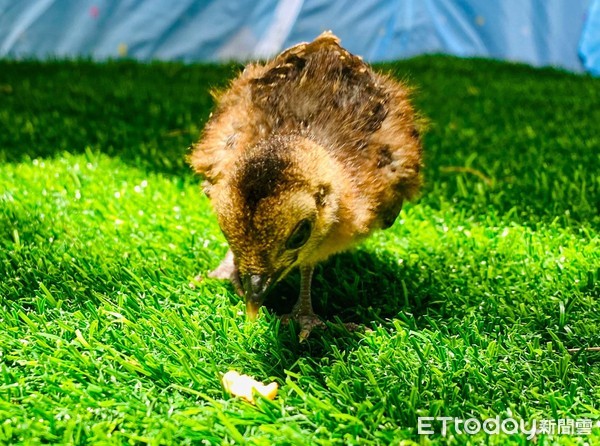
[297, 314, 327, 342]
[207, 250, 243, 296]
[281, 310, 327, 342]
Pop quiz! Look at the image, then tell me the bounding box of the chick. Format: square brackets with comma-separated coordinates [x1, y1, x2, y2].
[190, 31, 422, 340]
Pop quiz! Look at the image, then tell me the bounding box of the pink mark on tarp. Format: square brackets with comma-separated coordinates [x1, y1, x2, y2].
[90, 6, 99, 18]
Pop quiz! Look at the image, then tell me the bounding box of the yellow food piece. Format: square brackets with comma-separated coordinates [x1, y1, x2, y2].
[222, 370, 278, 403]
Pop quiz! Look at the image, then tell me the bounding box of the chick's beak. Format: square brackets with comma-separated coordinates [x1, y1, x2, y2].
[242, 274, 270, 320]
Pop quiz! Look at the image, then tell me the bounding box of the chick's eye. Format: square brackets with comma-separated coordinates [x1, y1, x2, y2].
[286, 219, 312, 250]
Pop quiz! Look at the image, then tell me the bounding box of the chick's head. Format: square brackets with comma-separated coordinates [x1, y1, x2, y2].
[211, 135, 340, 317]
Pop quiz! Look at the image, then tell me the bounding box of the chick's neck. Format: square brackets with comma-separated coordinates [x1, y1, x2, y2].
[297, 139, 373, 264]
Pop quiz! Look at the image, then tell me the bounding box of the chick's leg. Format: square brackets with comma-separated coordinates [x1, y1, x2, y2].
[193, 249, 243, 296]
[287, 266, 326, 341]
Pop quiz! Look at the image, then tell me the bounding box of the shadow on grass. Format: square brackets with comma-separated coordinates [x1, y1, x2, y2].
[250, 247, 443, 364]
[265, 248, 435, 325]
[0, 60, 241, 177]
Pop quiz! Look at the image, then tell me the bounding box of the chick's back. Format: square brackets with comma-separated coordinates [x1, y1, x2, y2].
[190, 31, 423, 231]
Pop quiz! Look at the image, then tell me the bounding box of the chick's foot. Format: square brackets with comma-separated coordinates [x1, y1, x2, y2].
[278, 266, 326, 341]
[191, 250, 243, 296]
[281, 310, 327, 342]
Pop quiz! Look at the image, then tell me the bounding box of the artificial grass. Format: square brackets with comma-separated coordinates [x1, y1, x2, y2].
[0, 56, 598, 445]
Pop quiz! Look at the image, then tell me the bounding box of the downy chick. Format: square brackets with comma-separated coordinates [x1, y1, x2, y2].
[190, 32, 423, 340]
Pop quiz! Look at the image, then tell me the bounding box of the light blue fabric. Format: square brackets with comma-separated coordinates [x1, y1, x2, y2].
[284, 0, 592, 72]
[580, 0, 600, 75]
[0, 0, 280, 60]
[0, 0, 597, 75]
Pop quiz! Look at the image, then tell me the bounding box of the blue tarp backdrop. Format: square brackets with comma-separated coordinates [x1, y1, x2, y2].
[0, 0, 599, 75]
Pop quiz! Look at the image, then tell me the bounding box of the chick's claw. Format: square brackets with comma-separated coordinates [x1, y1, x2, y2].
[281, 314, 369, 341]
[281, 311, 327, 342]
